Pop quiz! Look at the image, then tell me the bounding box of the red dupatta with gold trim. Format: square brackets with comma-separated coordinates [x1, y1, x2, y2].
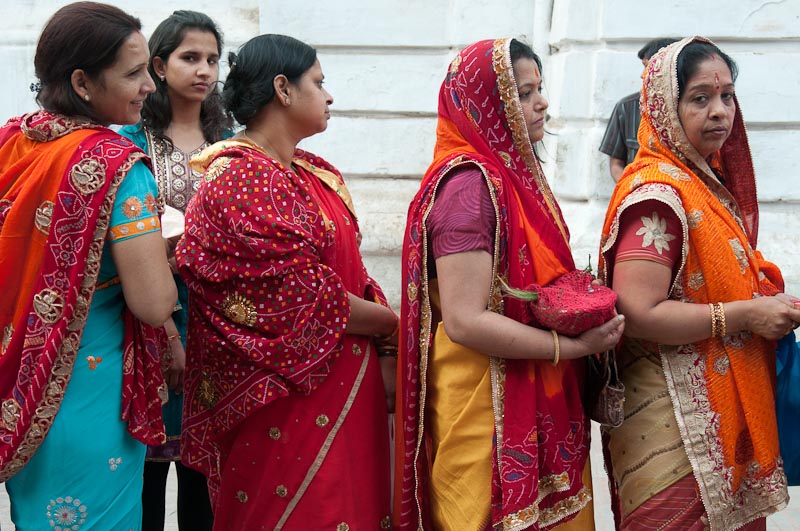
[396, 39, 591, 530]
[0, 111, 166, 481]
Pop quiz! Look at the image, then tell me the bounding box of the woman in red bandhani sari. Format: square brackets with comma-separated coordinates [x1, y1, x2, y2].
[395, 38, 625, 531]
[176, 34, 398, 530]
[0, 3, 176, 530]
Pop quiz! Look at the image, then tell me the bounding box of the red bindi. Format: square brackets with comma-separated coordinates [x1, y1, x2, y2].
[714, 72, 720, 89]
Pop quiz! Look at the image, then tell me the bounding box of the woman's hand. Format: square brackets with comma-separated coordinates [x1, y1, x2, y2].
[568, 314, 626, 359]
[164, 334, 186, 393]
[378, 355, 397, 413]
[733, 295, 800, 341]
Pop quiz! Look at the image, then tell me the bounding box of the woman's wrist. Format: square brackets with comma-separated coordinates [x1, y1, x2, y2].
[376, 310, 400, 341]
[719, 300, 746, 336]
[557, 335, 587, 361]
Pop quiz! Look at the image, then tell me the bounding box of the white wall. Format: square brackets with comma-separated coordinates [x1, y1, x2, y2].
[3, 1, 799, 306]
[547, 0, 800, 298]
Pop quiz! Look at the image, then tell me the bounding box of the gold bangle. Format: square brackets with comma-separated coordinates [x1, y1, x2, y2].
[167, 333, 181, 342]
[550, 329, 560, 366]
[708, 302, 727, 338]
[716, 302, 727, 337]
[708, 303, 717, 338]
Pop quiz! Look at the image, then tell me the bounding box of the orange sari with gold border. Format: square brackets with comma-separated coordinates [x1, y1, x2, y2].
[599, 37, 788, 530]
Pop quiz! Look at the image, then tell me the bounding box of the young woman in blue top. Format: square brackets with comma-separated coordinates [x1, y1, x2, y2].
[120, 10, 232, 531]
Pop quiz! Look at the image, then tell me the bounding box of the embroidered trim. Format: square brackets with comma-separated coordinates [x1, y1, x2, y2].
[34, 201, 54, 234]
[635, 211, 677, 255]
[71, 157, 107, 195]
[274, 343, 373, 528]
[32, 288, 65, 324]
[107, 216, 159, 241]
[121, 196, 143, 219]
[0, 141, 145, 482]
[1, 324, 12, 356]
[0, 399, 21, 431]
[197, 372, 219, 409]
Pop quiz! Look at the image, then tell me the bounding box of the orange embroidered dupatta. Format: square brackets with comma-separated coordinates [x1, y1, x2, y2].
[599, 37, 788, 529]
[0, 111, 166, 481]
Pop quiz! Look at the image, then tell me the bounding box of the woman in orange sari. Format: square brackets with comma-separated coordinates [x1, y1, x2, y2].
[396, 38, 625, 531]
[176, 34, 397, 530]
[599, 37, 799, 530]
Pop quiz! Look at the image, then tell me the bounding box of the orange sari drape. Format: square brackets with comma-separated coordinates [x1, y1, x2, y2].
[0, 111, 165, 481]
[599, 37, 788, 530]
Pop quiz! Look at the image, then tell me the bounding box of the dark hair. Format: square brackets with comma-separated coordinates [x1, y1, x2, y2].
[34, 2, 142, 120]
[510, 38, 543, 75]
[222, 34, 317, 125]
[638, 38, 680, 62]
[141, 10, 232, 146]
[676, 41, 739, 99]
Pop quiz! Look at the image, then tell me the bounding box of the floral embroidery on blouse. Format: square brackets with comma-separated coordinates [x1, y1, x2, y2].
[144, 193, 157, 214]
[121, 196, 143, 219]
[636, 211, 676, 255]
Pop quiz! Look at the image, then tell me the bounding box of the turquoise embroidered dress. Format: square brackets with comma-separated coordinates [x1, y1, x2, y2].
[118, 124, 208, 461]
[6, 161, 160, 531]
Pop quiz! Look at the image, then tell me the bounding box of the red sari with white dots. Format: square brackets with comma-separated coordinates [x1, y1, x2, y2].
[177, 139, 392, 530]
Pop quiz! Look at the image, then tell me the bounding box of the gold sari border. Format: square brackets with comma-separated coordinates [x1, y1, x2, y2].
[274, 343, 373, 529]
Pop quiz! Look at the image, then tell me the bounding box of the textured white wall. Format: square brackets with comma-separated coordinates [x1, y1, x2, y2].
[547, 0, 800, 299]
[0, 1, 259, 122]
[2, 1, 799, 307]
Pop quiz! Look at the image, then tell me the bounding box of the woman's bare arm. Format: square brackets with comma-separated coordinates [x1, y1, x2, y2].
[436, 250, 624, 360]
[613, 259, 800, 344]
[112, 230, 177, 327]
[345, 293, 397, 338]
